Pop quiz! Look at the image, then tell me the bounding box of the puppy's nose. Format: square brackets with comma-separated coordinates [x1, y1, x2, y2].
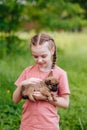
[51, 85, 58, 92]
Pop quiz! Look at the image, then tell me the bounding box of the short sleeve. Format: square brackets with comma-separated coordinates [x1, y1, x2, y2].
[58, 72, 70, 95]
[14, 69, 27, 87]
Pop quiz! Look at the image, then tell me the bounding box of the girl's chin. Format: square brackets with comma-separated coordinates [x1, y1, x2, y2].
[39, 65, 46, 68]
[38, 64, 47, 68]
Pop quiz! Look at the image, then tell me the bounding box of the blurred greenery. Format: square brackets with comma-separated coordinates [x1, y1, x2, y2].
[0, 0, 87, 57]
[0, 0, 87, 129]
[0, 32, 87, 130]
[0, 0, 87, 33]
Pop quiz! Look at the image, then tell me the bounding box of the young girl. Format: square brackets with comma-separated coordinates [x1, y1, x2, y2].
[13, 33, 70, 130]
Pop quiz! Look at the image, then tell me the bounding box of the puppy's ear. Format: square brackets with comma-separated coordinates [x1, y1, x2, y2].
[45, 80, 51, 85]
[22, 85, 25, 91]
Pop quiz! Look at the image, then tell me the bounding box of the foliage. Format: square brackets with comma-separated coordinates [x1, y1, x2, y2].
[24, 0, 87, 31]
[0, 0, 27, 57]
[0, 34, 28, 58]
[70, 0, 87, 18]
[0, 0, 25, 32]
[0, 32, 87, 130]
[0, 0, 87, 58]
[0, 0, 87, 32]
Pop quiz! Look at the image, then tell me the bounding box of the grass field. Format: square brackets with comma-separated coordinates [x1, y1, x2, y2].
[0, 32, 87, 130]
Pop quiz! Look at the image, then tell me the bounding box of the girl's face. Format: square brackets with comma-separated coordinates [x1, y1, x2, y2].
[31, 43, 54, 70]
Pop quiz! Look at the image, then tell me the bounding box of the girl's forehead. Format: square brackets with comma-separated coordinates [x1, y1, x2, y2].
[31, 44, 50, 54]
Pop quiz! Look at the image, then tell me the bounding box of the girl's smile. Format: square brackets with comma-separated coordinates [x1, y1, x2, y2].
[31, 44, 54, 71]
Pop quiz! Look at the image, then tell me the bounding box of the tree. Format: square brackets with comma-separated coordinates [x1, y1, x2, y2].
[23, 0, 87, 31]
[0, 0, 26, 56]
[0, 0, 87, 57]
[0, 0, 25, 33]
[0, 0, 87, 32]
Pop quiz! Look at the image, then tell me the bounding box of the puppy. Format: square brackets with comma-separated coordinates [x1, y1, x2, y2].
[22, 76, 59, 102]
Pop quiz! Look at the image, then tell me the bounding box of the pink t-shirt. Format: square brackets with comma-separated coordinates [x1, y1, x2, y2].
[15, 64, 70, 130]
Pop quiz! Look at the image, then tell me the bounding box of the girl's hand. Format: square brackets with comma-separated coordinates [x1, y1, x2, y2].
[33, 91, 47, 101]
[21, 78, 42, 86]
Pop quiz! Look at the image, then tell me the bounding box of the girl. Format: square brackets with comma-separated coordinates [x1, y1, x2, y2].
[13, 33, 70, 130]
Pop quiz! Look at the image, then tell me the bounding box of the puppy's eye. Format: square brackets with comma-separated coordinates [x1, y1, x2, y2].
[54, 84, 58, 86]
[51, 84, 58, 89]
[45, 80, 51, 85]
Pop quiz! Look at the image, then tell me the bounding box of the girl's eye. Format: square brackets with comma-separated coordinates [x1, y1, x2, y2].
[33, 55, 47, 58]
[33, 55, 38, 58]
[41, 55, 47, 58]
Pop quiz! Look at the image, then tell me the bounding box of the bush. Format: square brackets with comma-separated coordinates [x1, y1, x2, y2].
[0, 35, 28, 58]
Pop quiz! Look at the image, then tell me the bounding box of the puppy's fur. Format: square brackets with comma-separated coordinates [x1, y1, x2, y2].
[22, 76, 59, 102]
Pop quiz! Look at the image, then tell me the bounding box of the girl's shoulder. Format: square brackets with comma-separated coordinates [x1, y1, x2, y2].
[23, 64, 38, 73]
[55, 65, 66, 74]
[54, 65, 67, 78]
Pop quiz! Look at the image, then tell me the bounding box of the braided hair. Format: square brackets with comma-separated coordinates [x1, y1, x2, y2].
[30, 33, 57, 76]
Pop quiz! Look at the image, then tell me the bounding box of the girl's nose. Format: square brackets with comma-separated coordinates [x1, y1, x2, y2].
[37, 57, 42, 63]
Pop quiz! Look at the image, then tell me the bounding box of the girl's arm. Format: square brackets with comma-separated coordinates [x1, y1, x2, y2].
[49, 94, 70, 108]
[13, 78, 43, 103]
[33, 92, 70, 108]
[12, 85, 22, 103]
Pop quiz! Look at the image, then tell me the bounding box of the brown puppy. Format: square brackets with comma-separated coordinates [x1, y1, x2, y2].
[22, 76, 59, 102]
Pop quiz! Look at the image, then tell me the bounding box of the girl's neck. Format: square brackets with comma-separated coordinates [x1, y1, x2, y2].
[38, 63, 52, 72]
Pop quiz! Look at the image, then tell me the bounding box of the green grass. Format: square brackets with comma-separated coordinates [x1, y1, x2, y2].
[0, 32, 87, 130]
